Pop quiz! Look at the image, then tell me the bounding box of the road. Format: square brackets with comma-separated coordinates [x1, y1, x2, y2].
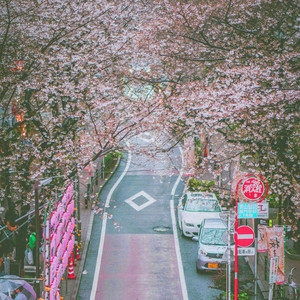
[77, 133, 223, 300]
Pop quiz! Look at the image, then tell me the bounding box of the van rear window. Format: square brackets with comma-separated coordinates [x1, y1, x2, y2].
[185, 199, 221, 212]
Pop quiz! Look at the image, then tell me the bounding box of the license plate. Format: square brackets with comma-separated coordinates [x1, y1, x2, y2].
[208, 263, 218, 269]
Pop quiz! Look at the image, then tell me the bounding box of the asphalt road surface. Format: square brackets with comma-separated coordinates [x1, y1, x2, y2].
[77, 134, 223, 300]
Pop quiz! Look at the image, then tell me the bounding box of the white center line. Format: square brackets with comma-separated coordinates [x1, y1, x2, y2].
[170, 145, 189, 300]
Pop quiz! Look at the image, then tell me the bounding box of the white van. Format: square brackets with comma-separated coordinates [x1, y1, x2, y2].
[194, 218, 235, 272]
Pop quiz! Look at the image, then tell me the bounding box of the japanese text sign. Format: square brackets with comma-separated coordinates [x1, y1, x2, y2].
[238, 203, 269, 219]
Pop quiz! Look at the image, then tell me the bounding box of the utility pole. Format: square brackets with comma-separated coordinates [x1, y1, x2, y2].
[34, 181, 40, 278]
[34, 181, 40, 297]
[254, 219, 259, 300]
[220, 209, 235, 300]
[228, 213, 231, 300]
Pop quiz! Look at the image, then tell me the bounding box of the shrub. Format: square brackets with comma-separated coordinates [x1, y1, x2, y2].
[188, 178, 216, 192]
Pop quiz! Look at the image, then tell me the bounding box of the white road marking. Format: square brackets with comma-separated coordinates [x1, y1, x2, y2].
[138, 131, 155, 143]
[170, 145, 189, 300]
[90, 142, 132, 300]
[124, 190, 156, 211]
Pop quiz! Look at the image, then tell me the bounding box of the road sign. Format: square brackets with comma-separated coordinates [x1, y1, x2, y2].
[238, 202, 269, 219]
[269, 256, 279, 284]
[242, 178, 264, 201]
[259, 219, 269, 225]
[237, 247, 255, 256]
[237, 226, 255, 247]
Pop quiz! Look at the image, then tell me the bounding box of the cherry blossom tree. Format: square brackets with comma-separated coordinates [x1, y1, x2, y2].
[124, 0, 299, 231]
[0, 0, 298, 242]
[0, 0, 165, 205]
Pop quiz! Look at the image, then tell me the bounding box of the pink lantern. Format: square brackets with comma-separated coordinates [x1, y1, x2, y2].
[62, 251, 69, 269]
[45, 243, 49, 263]
[45, 267, 49, 287]
[46, 219, 50, 240]
[50, 235, 56, 260]
[61, 194, 67, 206]
[57, 202, 63, 219]
[50, 211, 58, 228]
[50, 287, 54, 300]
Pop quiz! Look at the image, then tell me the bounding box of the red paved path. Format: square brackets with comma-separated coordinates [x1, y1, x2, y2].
[95, 234, 183, 300]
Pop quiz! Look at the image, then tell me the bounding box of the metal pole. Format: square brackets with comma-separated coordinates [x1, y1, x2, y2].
[254, 238, 258, 299]
[234, 179, 243, 300]
[234, 207, 238, 300]
[76, 174, 81, 229]
[254, 220, 258, 300]
[226, 263, 228, 300]
[34, 181, 40, 297]
[228, 213, 231, 300]
[76, 174, 81, 247]
[268, 284, 273, 300]
[102, 156, 105, 179]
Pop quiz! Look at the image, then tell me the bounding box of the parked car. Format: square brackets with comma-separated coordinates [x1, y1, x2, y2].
[178, 191, 221, 237]
[194, 218, 234, 272]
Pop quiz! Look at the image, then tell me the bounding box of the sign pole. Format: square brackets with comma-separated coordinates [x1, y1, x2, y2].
[269, 257, 279, 300]
[234, 179, 242, 300]
[268, 284, 274, 300]
[254, 219, 259, 300]
[228, 213, 231, 300]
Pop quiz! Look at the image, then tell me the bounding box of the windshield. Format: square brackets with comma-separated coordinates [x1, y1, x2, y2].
[184, 199, 221, 212]
[200, 228, 227, 245]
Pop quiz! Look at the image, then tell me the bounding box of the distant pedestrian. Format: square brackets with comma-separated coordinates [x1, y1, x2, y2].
[16, 205, 30, 276]
[4, 204, 19, 256]
[11, 287, 27, 299]
[5, 204, 18, 231]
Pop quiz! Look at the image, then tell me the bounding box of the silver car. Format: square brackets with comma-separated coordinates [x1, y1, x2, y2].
[194, 218, 234, 272]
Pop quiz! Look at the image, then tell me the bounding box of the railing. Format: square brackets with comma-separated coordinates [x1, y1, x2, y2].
[0, 203, 47, 243]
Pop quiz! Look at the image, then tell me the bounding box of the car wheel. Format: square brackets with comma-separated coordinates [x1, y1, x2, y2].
[196, 265, 203, 274]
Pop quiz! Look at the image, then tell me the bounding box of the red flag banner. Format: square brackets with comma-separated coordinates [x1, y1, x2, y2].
[266, 226, 285, 284]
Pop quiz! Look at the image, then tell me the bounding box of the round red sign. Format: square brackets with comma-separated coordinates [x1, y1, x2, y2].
[237, 226, 255, 247]
[242, 178, 264, 201]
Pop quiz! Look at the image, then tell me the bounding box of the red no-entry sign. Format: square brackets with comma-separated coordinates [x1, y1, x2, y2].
[237, 226, 255, 247]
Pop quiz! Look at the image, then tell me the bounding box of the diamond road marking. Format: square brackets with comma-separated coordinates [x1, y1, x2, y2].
[125, 191, 157, 211]
[138, 132, 155, 143]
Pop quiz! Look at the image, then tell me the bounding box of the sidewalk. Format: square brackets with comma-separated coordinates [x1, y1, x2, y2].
[60, 156, 121, 300]
[246, 249, 300, 299]
[59, 164, 105, 300]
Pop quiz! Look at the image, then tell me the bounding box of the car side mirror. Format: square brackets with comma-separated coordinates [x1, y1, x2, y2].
[192, 236, 198, 242]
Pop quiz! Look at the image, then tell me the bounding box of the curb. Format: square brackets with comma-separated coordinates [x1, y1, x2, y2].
[285, 249, 300, 261]
[96, 156, 122, 200]
[71, 155, 122, 300]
